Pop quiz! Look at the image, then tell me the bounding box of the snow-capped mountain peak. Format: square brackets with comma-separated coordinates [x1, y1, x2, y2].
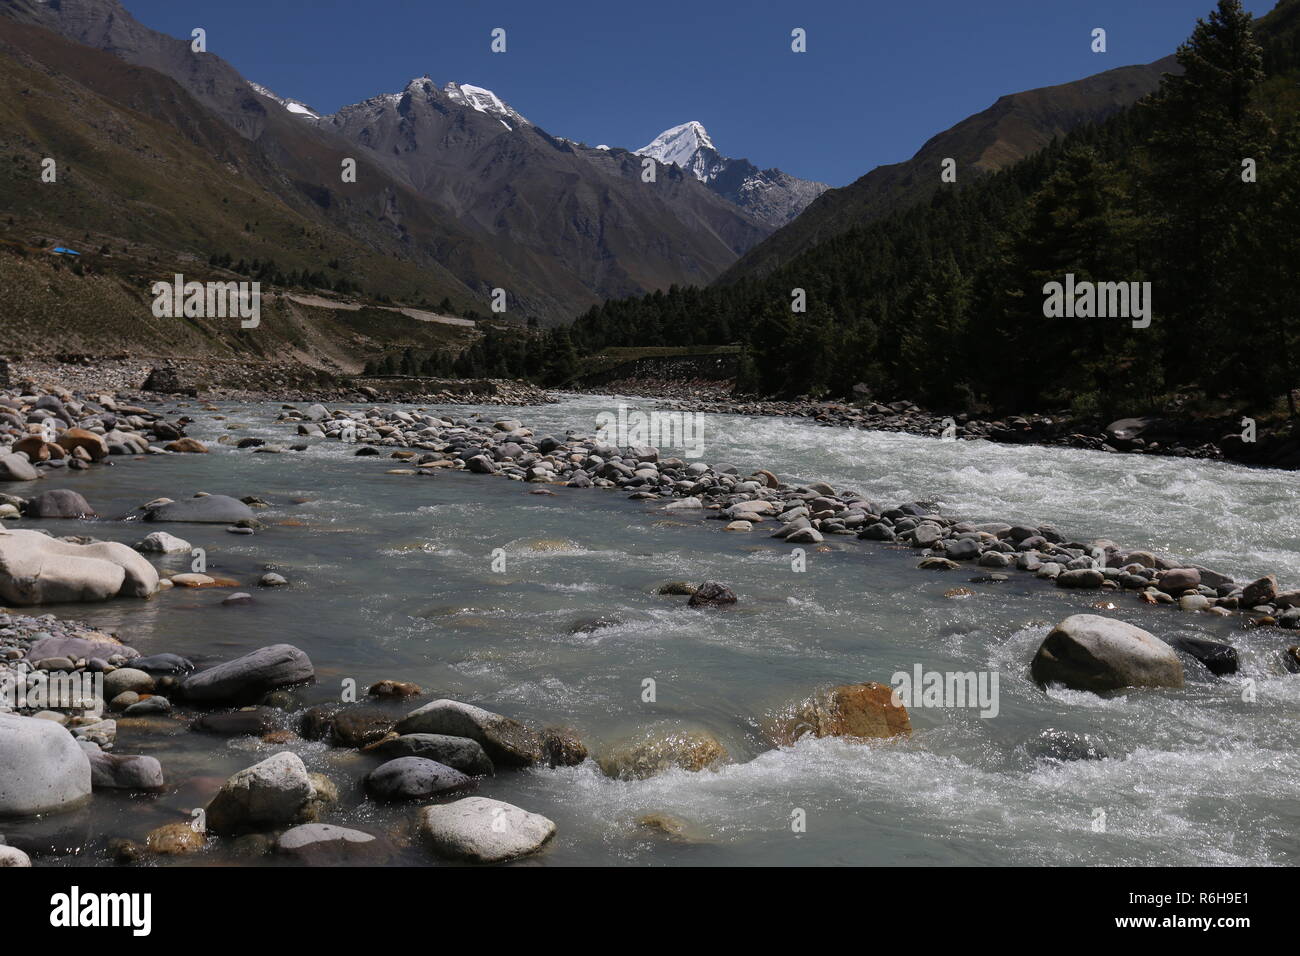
[443, 81, 530, 128]
[637, 121, 716, 171]
[635, 120, 829, 227]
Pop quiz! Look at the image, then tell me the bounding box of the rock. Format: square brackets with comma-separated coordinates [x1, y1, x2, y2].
[23, 490, 95, 519]
[0, 455, 38, 481]
[918, 556, 960, 570]
[1030, 614, 1184, 692]
[164, 438, 208, 453]
[56, 428, 108, 461]
[143, 494, 254, 524]
[362, 734, 494, 775]
[786, 527, 823, 544]
[180, 644, 314, 703]
[124, 696, 171, 715]
[0, 845, 32, 866]
[131, 653, 194, 675]
[540, 726, 588, 767]
[597, 728, 728, 779]
[134, 531, 192, 554]
[145, 822, 205, 856]
[301, 705, 394, 748]
[368, 679, 421, 699]
[1168, 635, 1238, 676]
[103, 667, 154, 698]
[205, 751, 318, 835]
[87, 751, 164, 791]
[191, 707, 279, 737]
[365, 756, 472, 801]
[0, 529, 158, 604]
[686, 581, 737, 608]
[276, 824, 387, 865]
[766, 682, 912, 746]
[1158, 568, 1202, 594]
[27, 631, 136, 664]
[0, 712, 92, 816]
[394, 700, 543, 767]
[418, 797, 556, 864]
[1242, 575, 1278, 607]
[945, 538, 981, 561]
[655, 581, 697, 596]
[1056, 568, 1105, 589]
[222, 592, 255, 606]
[259, 572, 289, 587]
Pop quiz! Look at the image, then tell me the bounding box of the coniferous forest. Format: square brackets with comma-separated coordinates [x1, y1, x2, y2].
[532, 1, 1300, 422]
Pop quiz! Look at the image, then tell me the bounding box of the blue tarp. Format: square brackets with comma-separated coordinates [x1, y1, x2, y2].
[52, 247, 80, 256]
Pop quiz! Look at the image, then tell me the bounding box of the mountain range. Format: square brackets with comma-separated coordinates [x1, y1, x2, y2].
[0, 0, 1194, 338]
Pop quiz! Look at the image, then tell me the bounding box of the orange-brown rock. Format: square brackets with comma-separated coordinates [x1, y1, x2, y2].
[13, 436, 52, 461]
[145, 822, 206, 855]
[165, 438, 208, 453]
[766, 682, 911, 746]
[56, 427, 107, 461]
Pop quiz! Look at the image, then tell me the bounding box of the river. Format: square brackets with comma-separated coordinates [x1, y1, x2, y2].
[4, 393, 1298, 866]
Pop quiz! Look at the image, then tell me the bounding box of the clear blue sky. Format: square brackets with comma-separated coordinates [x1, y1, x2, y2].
[124, 0, 1273, 186]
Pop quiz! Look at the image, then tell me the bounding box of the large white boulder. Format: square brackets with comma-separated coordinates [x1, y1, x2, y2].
[0, 713, 93, 816]
[1031, 614, 1184, 692]
[0, 529, 158, 605]
[418, 797, 555, 863]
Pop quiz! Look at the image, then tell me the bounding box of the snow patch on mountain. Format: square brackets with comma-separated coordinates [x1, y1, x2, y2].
[443, 81, 530, 127]
[248, 82, 319, 120]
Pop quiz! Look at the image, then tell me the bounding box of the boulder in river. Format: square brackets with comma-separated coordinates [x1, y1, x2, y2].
[1242, 575, 1278, 607]
[394, 699, 543, 767]
[142, 494, 254, 524]
[0, 713, 92, 816]
[766, 682, 912, 746]
[205, 751, 319, 835]
[300, 704, 394, 748]
[597, 728, 728, 779]
[1030, 614, 1184, 692]
[22, 490, 95, 519]
[87, 751, 164, 791]
[365, 756, 472, 801]
[180, 644, 314, 704]
[363, 733, 494, 775]
[0, 529, 158, 604]
[687, 581, 737, 608]
[0, 454, 38, 481]
[0, 846, 32, 867]
[276, 824, 389, 865]
[418, 796, 556, 864]
[134, 531, 192, 554]
[1168, 635, 1238, 676]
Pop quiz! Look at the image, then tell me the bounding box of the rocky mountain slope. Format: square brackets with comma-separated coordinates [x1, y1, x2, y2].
[722, 56, 1179, 281]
